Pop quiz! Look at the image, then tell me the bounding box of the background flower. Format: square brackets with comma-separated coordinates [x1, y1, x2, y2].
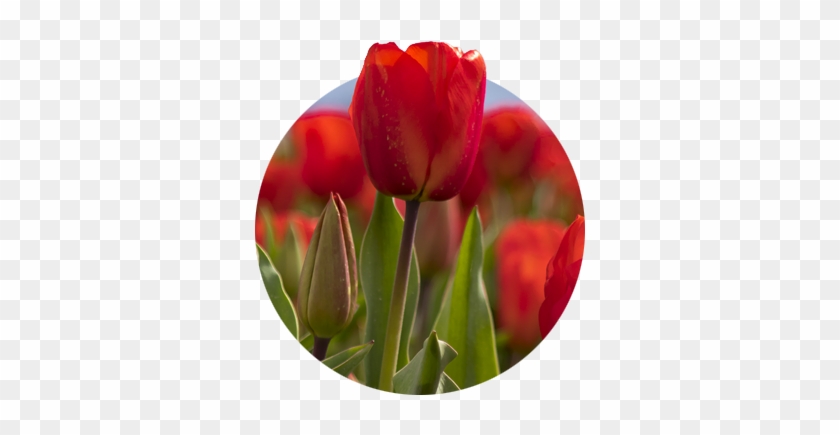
[495, 219, 567, 351]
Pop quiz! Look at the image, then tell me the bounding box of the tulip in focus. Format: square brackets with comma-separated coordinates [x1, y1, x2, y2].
[350, 41, 487, 202]
[496, 220, 567, 351]
[539, 216, 585, 338]
[297, 193, 359, 359]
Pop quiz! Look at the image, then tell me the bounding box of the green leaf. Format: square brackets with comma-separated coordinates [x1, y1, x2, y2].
[434, 208, 500, 389]
[276, 221, 304, 302]
[323, 341, 375, 378]
[360, 193, 421, 388]
[439, 373, 460, 393]
[299, 332, 313, 351]
[393, 331, 460, 395]
[257, 244, 298, 340]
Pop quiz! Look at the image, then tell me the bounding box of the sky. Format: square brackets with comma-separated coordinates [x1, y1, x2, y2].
[306, 78, 525, 114]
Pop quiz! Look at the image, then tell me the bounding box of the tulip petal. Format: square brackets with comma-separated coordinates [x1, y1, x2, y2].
[424, 52, 486, 201]
[350, 43, 437, 200]
[496, 220, 566, 350]
[405, 42, 462, 115]
[538, 216, 585, 338]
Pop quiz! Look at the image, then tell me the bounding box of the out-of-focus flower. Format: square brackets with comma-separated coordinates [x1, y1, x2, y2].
[396, 198, 463, 278]
[539, 215, 585, 338]
[477, 106, 541, 185]
[287, 110, 369, 201]
[350, 41, 487, 201]
[297, 193, 359, 339]
[457, 105, 584, 227]
[257, 151, 302, 213]
[495, 219, 567, 351]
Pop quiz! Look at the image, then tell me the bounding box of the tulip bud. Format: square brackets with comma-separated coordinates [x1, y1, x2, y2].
[297, 193, 359, 339]
[414, 199, 462, 278]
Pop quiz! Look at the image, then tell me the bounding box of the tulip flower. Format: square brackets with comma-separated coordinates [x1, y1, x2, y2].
[297, 193, 359, 360]
[289, 109, 369, 201]
[458, 105, 584, 227]
[350, 41, 486, 391]
[478, 106, 541, 185]
[539, 216, 585, 338]
[257, 151, 302, 213]
[349, 41, 487, 202]
[496, 220, 567, 351]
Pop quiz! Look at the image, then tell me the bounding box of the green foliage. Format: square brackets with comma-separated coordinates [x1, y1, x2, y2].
[434, 208, 500, 389]
[393, 331, 460, 395]
[359, 193, 421, 388]
[257, 244, 298, 340]
[323, 341, 375, 378]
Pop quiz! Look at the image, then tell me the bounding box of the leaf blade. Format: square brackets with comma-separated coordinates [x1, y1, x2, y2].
[360, 193, 421, 389]
[393, 331, 459, 395]
[434, 208, 500, 389]
[257, 244, 298, 340]
[322, 341, 375, 377]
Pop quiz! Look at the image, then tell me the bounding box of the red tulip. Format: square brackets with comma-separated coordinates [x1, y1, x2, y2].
[496, 219, 567, 350]
[289, 110, 369, 201]
[350, 42, 487, 202]
[257, 151, 302, 213]
[539, 216, 585, 338]
[478, 106, 541, 184]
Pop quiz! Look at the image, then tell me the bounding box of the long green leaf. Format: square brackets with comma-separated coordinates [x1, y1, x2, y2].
[276, 220, 304, 301]
[360, 193, 421, 388]
[257, 244, 298, 340]
[323, 341, 375, 377]
[434, 208, 500, 389]
[393, 331, 460, 395]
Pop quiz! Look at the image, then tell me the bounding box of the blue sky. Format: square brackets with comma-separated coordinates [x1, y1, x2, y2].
[306, 78, 525, 114]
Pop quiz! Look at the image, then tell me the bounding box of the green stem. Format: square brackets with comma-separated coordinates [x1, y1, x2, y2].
[378, 199, 421, 391]
[312, 336, 331, 361]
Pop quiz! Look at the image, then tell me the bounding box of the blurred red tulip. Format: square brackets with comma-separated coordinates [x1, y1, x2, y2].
[289, 110, 369, 201]
[350, 41, 487, 201]
[257, 153, 302, 213]
[539, 216, 585, 338]
[532, 132, 584, 221]
[496, 219, 567, 351]
[478, 106, 541, 184]
[457, 105, 584, 227]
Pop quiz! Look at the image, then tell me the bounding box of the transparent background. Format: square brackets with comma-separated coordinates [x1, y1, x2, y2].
[0, 0, 838, 434]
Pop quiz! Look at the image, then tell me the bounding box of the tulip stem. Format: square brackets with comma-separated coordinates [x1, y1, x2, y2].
[313, 336, 331, 361]
[378, 199, 421, 392]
